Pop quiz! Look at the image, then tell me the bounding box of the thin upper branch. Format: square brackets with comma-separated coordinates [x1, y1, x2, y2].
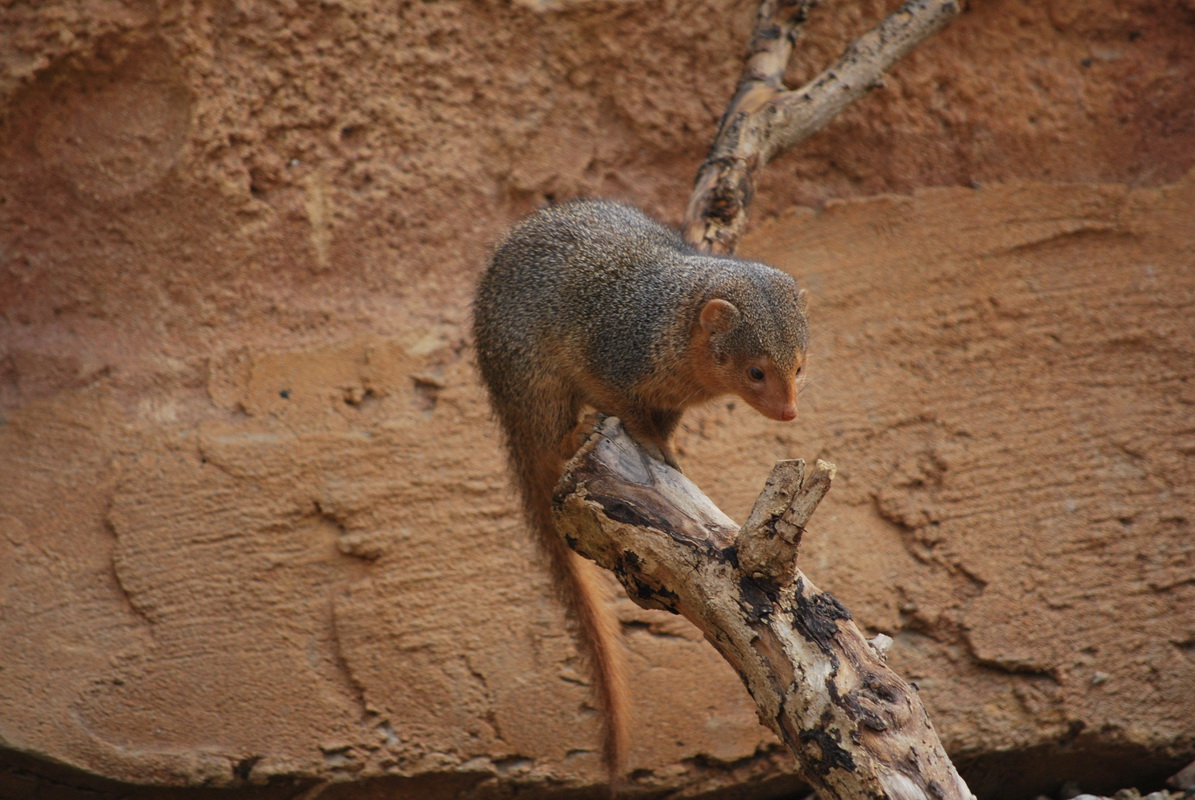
[684, 0, 964, 254]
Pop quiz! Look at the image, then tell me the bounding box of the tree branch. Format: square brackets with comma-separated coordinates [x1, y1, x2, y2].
[684, 0, 965, 254]
[554, 417, 974, 800]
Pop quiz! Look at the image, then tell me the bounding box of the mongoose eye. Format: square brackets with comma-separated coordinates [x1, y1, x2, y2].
[748, 366, 765, 382]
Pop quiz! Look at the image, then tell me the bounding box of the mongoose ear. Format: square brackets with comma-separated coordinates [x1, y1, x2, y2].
[700, 298, 740, 335]
[796, 288, 809, 313]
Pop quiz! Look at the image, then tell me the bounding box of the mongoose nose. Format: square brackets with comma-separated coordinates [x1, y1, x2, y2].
[779, 406, 797, 421]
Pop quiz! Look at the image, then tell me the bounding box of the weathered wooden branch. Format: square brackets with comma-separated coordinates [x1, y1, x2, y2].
[554, 417, 973, 800]
[684, 0, 965, 254]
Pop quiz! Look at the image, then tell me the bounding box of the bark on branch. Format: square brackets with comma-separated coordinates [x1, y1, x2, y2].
[684, 0, 964, 254]
[554, 417, 974, 800]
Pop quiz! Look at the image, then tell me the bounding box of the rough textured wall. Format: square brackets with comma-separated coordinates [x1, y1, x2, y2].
[1, 0, 1193, 798]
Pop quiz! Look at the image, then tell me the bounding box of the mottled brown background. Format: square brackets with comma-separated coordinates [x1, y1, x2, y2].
[1, 1, 1192, 798]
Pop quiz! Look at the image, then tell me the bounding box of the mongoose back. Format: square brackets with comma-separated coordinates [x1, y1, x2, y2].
[472, 199, 809, 782]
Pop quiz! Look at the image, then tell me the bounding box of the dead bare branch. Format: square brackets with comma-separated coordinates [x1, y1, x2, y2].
[554, 417, 974, 800]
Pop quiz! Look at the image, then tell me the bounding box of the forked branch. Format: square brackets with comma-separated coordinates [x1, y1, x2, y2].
[684, 0, 964, 253]
[553, 418, 973, 800]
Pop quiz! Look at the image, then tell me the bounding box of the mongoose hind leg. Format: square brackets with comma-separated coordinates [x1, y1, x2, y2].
[617, 406, 685, 472]
[561, 413, 605, 464]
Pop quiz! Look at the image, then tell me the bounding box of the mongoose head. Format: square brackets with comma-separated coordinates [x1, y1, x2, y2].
[694, 274, 808, 422]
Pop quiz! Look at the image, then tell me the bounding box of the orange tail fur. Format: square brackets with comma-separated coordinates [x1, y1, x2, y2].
[542, 529, 629, 781]
[523, 456, 629, 786]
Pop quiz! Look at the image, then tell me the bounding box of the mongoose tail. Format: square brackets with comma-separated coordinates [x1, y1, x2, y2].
[498, 404, 630, 782]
